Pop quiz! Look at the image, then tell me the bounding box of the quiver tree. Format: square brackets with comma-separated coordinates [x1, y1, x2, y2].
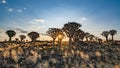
[109, 29, 117, 42]
[62, 22, 81, 49]
[101, 31, 109, 43]
[84, 32, 90, 42]
[98, 38, 103, 44]
[6, 30, 16, 42]
[88, 34, 95, 42]
[15, 38, 19, 42]
[46, 28, 63, 47]
[72, 29, 85, 47]
[19, 35, 26, 42]
[73, 29, 85, 42]
[28, 32, 39, 42]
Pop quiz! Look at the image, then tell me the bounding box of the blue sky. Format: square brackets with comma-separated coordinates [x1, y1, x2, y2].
[0, 0, 120, 41]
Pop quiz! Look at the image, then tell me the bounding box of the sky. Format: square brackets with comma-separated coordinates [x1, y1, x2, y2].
[0, 0, 120, 41]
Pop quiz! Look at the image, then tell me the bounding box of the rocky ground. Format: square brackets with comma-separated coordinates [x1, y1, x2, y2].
[0, 42, 120, 68]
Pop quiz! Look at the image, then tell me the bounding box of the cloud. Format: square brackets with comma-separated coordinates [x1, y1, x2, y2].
[15, 28, 28, 33]
[29, 22, 40, 25]
[29, 18, 45, 25]
[82, 17, 87, 20]
[6, 7, 25, 13]
[1, 0, 7, 4]
[17, 9, 22, 13]
[26, 25, 47, 33]
[8, 8, 13, 12]
[18, 8, 27, 13]
[23, 8, 27, 10]
[27, 26, 42, 31]
[80, 17, 87, 22]
[34, 18, 44, 22]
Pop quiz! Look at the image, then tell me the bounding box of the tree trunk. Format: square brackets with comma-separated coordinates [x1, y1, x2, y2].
[21, 39, 23, 42]
[86, 37, 88, 42]
[106, 36, 108, 43]
[112, 35, 114, 42]
[58, 39, 62, 50]
[9, 37, 12, 42]
[53, 38, 55, 48]
[98, 41, 100, 44]
[10, 49, 12, 58]
[69, 37, 72, 50]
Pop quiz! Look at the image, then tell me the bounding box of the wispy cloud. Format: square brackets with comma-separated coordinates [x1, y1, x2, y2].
[27, 26, 42, 31]
[15, 28, 28, 33]
[80, 17, 87, 23]
[17, 9, 22, 13]
[7, 8, 26, 13]
[29, 18, 45, 25]
[23, 8, 26, 10]
[1, 0, 7, 4]
[26, 25, 47, 33]
[29, 21, 41, 25]
[34, 18, 45, 22]
[17, 8, 27, 13]
[8, 8, 13, 12]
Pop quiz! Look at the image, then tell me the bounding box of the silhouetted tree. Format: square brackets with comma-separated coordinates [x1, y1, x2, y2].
[72, 29, 85, 47]
[88, 34, 94, 41]
[15, 38, 19, 42]
[98, 38, 102, 44]
[101, 31, 109, 42]
[62, 22, 81, 49]
[109, 29, 117, 41]
[46, 28, 63, 47]
[28, 32, 39, 42]
[79, 31, 86, 41]
[84, 32, 90, 42]
[6, 30, 16, 42]
[73, 29, 85, 42]
[19, 35, 26, 42]
[95, 37, 99, 42]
